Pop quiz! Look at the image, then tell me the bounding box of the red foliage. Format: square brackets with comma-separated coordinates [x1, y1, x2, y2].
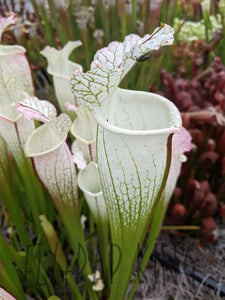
[155, 38, 225, 240]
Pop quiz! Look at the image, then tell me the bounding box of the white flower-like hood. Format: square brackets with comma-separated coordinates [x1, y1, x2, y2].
[70, 24, 174, 116]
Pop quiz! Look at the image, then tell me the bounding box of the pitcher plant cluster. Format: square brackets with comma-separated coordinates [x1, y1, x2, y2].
[0, 13, 192, 300]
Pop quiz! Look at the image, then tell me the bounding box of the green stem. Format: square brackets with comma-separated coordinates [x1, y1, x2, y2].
[167, 0, 178, 24]
[128, 197, 166, 299]
[58, 204, 98, 300]
[162, 225, 200, 230]
[96, 218, 110, 296]
[47, 0, 66, 45]
[132, 0, 137, 33]
[110, 3, 119, 40]
[67, 273, 83, 300]
[18, 159, 47, 233]
[96, 0, 110, 43]
[1, 184, 31, 249]
[30, 0, 55, 46]
[89, 210, 96, 266]
[0, 231, 26, 299]
[144, 0, 150, 33]
[119, 0, 127, 39]
[80, 27, 91, 69]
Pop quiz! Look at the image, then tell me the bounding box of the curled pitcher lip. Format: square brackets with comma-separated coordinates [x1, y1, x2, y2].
[93, 90, 182, 136]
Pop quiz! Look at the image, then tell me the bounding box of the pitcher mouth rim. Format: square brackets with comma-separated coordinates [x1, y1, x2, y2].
[0, 44, 26, 55]
[93, 92, 182, 136]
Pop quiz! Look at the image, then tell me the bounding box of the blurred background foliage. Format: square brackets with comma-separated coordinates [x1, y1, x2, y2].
[1, 0, 223, 92]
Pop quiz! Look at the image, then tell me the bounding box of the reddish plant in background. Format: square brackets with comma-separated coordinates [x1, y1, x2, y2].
[157, 45, 225, 240]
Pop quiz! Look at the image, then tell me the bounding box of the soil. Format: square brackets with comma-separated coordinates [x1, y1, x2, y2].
[132, 224, 225, 300]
